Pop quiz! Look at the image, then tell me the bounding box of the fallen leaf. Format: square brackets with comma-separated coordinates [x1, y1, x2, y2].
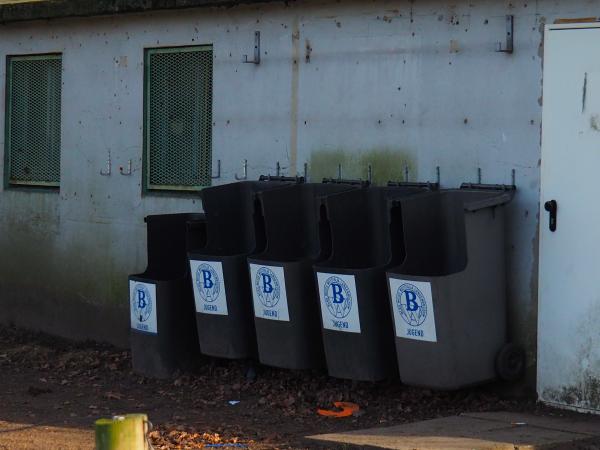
[104, 392, 123, 400]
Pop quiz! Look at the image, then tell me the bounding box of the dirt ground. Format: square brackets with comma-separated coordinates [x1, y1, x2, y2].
[0, 326, 542, 449]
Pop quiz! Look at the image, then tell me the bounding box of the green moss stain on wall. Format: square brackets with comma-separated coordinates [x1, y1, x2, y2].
[308, 148, 415, 185]
[358, 150, 415, 185]
[308, 149, 354, 182]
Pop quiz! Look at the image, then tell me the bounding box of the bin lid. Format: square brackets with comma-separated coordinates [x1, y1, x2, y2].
[459, 183, 516, 211]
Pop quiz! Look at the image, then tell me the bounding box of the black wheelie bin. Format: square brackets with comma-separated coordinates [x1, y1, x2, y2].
[313, 182, 436, 381]
[188, 178, 300, 359]
[129, 213, 206, 378]
[386, 184, 520, 389]
[247, 181, 362, 370]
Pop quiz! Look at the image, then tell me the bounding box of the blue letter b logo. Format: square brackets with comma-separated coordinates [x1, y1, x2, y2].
[137, 290, 147, 309]
[331, 283, 345, 304]
[261, 274, 273, 294]
[405, 290, 418, 311]
[202, 270, 214, 289]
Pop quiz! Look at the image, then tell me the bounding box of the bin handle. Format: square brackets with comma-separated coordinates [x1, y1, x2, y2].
[322, 177, 370, 186]
[258, 175, 304, 183]
[387, 181, 439, 190]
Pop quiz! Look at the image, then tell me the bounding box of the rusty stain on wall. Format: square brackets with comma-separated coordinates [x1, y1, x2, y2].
[449, 39, 460, 53]
[289, 22, 300, 176]
[305, 38, 311, 63]
[554, 17, 599, 24]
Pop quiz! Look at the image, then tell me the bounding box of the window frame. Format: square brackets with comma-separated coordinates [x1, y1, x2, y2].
[142, 45, 213, 194]
[4, 52, 63, 189]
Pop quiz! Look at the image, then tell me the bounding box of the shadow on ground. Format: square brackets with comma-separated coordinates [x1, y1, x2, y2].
[0, 326, 540, 449]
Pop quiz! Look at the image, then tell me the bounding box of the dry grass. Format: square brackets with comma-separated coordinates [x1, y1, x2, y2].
[0, 0, 45, 4]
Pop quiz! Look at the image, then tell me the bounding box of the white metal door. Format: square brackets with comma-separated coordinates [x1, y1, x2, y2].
[539, 24, 600, 413]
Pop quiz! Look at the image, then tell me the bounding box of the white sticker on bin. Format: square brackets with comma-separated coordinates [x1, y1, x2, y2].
[130, 281, 158, 334]
[316, 272, 361, 333]
[388, 278, 437, 342]
[249, 264, 290, 322]
[190, 260, 228, 315]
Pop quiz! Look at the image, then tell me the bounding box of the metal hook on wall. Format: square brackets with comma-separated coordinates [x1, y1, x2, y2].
[100, 151, 112, 176]
[211, 159, 221, 179]
[119, 160, 132, 176]
[496, 15, 514, 54]
[243, 31, 261, 64]
[235, 159, 248, 180]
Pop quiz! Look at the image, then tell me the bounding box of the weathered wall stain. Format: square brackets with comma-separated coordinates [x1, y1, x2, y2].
[290, 20, 300, 176]
[540, 300, 600, 410]
[590, 114, 600, 131]
[0, 0, 280, 24]
[543, 378, 600, 412]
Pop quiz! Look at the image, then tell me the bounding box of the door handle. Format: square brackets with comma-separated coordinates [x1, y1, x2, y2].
[544, 200, 557, 232]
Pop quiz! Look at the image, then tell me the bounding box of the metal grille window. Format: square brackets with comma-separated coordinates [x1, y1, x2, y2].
[5, 54, 62, 187]
[145, 46, 213, 191]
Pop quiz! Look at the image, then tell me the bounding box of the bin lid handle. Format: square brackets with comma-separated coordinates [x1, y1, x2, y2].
[387, 181, 439, 190]
[460, 182, 516, 192]
[258, 175, 305, 183]
[186, 216, 207, 226]
[322, 177, 370, 187]
[460, 182, 516, 211]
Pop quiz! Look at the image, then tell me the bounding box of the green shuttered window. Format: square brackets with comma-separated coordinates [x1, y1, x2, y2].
[144, 46, 213, 192]
[5, 54, 62, 187]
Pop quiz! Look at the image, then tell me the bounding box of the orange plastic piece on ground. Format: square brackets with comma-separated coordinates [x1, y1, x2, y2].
[317, 402, 360, 418]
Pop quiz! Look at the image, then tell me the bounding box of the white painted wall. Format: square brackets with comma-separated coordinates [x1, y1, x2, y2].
[0, 0, 584, 381]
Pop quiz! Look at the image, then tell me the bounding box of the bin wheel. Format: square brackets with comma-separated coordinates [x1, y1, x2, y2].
[495, 343, 525, 382]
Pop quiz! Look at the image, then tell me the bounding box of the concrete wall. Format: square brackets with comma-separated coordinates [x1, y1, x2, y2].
[0, 0, 588, 381]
